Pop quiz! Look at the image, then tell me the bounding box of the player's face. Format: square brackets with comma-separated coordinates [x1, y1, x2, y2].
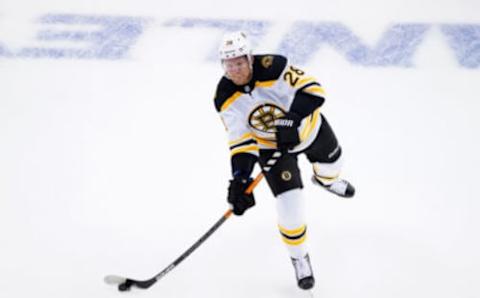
[223, 56, 252, 85]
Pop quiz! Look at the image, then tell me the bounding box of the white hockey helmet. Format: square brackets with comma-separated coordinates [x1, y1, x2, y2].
[218, 31, 252, 61]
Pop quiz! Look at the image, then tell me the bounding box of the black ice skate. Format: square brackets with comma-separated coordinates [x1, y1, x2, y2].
[291, 254, 315, 290]
[312, 175, 355, 198]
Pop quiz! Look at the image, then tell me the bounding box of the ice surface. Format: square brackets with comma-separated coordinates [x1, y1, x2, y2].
[1, 1, 479, 298]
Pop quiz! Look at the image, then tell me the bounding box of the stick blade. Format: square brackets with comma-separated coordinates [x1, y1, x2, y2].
[104, 275, 127, 285]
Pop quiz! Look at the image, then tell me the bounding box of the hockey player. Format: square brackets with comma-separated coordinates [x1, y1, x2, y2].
[214, 31, 355, 290]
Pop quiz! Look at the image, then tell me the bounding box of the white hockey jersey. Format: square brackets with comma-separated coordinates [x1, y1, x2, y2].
[214, 54, 326, 157]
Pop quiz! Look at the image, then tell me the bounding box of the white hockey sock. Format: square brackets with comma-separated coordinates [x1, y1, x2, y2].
[276, 189, 308, 259]
[312, 155, 344, 186]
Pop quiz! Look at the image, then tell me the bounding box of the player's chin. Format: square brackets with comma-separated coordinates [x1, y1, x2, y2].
[231, 76, 248, 85]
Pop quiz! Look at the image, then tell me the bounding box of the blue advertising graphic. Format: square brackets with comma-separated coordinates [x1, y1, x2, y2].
[0, 14, 148, 59]
[0, 14, 479, 68]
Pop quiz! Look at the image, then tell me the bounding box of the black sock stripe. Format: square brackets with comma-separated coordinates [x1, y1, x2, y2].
[298, 82, 321, 92]
[279, 227, 307, 240]
[230, 139, 258, 150]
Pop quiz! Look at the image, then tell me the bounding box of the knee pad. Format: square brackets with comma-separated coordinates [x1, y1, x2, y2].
[259, 152, 303, 197]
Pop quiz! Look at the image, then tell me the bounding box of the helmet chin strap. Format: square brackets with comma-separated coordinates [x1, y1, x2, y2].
[246, 54, 253, 69]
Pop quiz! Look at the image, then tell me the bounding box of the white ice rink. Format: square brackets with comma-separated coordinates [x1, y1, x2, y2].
[1, 1, 480, 297]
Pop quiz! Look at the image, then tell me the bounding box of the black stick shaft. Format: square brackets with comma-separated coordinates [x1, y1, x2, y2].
[152, 209, 233, 282]
[150, 152, 283, 284]
[121, 151, 284, 290]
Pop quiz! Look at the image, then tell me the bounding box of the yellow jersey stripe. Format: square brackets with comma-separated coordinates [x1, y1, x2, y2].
[229, 132, 254, 146]
[220, 91, 243, 112]
[231, 145, 259, 156]
[303, 85, 326, 96]
[299, 109, 320, 141]
[254, 137, 277, 148]
[255, 80, 276, 88]
[299, 115, 312, 141]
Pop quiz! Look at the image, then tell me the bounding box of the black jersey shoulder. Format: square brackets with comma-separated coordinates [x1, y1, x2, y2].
[252, 54, 288, 82]
[214, 77, 239, 112]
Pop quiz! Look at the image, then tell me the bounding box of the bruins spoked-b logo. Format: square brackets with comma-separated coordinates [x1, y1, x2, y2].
[261, 55, 274, 68]
[248, 103, 286, 138]
[281, 171, 292, 181]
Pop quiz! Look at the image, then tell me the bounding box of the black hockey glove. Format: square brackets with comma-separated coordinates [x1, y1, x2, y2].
[275, 112, 302, 151]
[227, 177, 255, 216]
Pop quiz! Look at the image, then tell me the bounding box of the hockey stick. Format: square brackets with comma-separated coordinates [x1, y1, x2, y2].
[104, 151, 283, 292]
